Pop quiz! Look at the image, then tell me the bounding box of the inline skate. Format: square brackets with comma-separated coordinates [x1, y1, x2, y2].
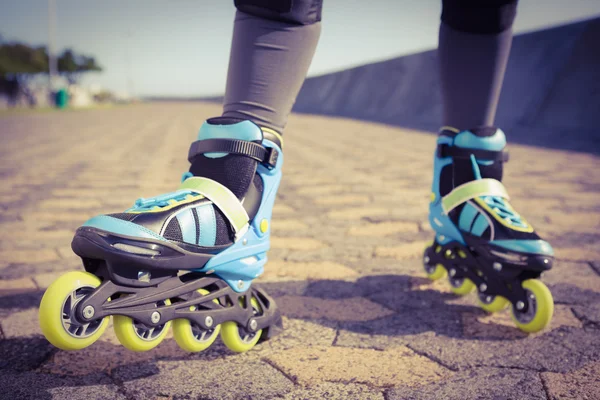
[423, 126, 554, 333]
[39, 117, 284, 352]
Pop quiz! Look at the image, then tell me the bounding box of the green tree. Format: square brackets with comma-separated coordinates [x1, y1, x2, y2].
[58, 48, 102, 84]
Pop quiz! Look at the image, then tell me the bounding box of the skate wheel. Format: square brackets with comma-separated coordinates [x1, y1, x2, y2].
[173, 289, 221, 352]
[511, 279, 554, 333]
[220, 296, 263, 353]
[449, 276, 476, 295]
[113, 299, 172, 352]
[425, 263, 447, 281]
[478, 293, 509, 313]
[39, 271, 109, 350]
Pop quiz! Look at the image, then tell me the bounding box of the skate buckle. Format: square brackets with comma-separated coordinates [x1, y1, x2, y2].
[264, 147, 279, 168]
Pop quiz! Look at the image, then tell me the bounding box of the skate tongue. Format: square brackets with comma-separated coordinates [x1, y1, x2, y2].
[453, 127, 506, 152]
[197, 117, 263, 150]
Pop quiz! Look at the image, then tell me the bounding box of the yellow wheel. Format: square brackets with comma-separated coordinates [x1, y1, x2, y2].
[220, 296, 263, 353]
[113, 298, 172, 352]
[449, 276, 476, 295]
[478, 293, 510, 313]
[511, 279, 554, 333]
[423, 241, 447, 281]
[425, 264, 448, 281]
[173, 289, 221, 352]
[39, 271, 109, 350]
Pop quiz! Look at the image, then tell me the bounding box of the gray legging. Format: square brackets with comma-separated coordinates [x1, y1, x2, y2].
[223, 0, 518, 134]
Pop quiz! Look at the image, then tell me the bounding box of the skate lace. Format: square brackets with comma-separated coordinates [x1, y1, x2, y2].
[129, 190, 198, 211]
[482, 195, 528, 229]
[128, 172, 199, 211]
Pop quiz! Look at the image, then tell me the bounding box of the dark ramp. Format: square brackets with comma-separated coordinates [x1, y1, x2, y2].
[292, 17, 600, 154]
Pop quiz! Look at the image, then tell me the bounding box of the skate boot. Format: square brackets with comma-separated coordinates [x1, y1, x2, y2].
[423, 126, 554, 333]
[39, 117, 284, 352]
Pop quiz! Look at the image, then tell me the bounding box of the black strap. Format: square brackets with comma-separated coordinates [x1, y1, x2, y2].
[437, 144, 509, 163]
[188, 138, 279, 168]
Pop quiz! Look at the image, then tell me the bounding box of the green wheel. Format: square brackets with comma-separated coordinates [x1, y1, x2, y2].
[39, 271, 109, 350]
[113, 299, 172, 352]
[220, 296, 263, 353]
[511, 279, 554, 333]
[173, 289, 221, 352]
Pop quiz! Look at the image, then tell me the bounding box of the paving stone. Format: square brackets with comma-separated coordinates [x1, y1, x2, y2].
[0, 336, 56, 371]
[265, 345, 451, 388]
[589, 261, 600, 275]
[542, 362, 600, 400]
[388, 367, 546, 400]
[57, 245, 79, 260]
[0, 277, 37, 295]
[348, 221, 420, 237]
[296, 184, 346, 196]
[314, 194, 371, 206]
[32, 271, 68, 289]
[2, 308, 43, 337]
[0, 370, 123, 400]
[37, 198, 103, 210]
[273, 204, 296, 215]
[254, 317, 337, 353]
[40, 330, 190, 376]
[281, 382, 384, 399]
[21, 210, 92, 222]
[554, 245, 600, 262]
[277, 296, 395, 322]
[271, 218, 309, 231]
[0, 258, 81, 280]
[0, 248, 60, 264]
[571, 303, 600, 328]
[261, 260, 358, 282]
[543, 261, 600, 305]
[271, 237, 328, 251]
[407, 326, 600, 372]
[118, 359, 294, 400]
[327, 207, 389, 221]
[462, 304, 582, 339]
[374, 241, 429, 260]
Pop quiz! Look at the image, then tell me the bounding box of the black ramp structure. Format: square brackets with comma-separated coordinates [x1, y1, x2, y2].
[292, 17, 600, 154]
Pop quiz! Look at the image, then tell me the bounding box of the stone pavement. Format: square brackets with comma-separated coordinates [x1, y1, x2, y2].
[0, 102, 599, 400]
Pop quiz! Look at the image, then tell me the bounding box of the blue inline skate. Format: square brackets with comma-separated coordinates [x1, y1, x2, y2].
[423, 126, 554, 333]
[39, 117, 284, 352]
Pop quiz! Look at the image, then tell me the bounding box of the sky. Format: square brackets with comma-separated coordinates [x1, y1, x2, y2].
[2, 0, 600, 97]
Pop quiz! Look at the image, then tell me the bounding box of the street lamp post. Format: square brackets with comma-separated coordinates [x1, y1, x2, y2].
[48, 0, 58, 90]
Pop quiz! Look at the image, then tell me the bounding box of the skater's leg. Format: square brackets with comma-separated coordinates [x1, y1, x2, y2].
[439, 0, 517, 129]
[222, 0, 322, 133]
[425, 0, 555, 334]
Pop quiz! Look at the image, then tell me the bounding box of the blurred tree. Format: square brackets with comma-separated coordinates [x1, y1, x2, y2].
[0, 39, 102, 106]
[0, 41, 48, 106]
[57, 49, 102, 84]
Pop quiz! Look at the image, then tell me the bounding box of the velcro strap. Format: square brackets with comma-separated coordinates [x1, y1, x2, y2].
[437, 144, 509, 162]
[178, 177, 249, 242]
[442, 178, 509, 214]
[188, 138, 279, 168]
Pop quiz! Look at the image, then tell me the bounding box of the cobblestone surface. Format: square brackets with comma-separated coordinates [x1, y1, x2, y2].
[1, 103, 599, 399]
